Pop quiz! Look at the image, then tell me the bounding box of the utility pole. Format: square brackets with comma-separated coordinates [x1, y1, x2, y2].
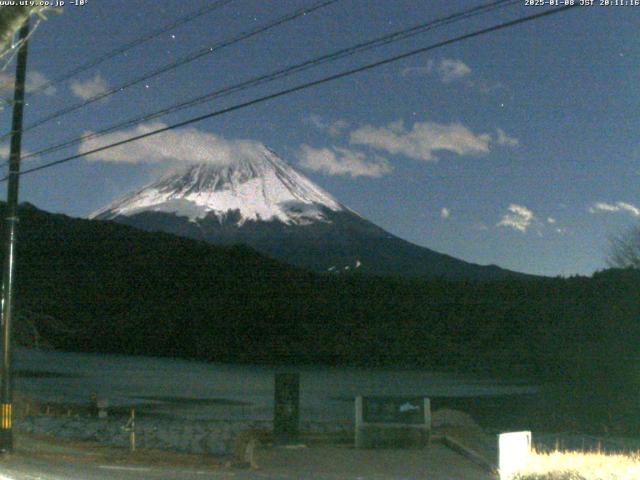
[0, 18, 30, 454]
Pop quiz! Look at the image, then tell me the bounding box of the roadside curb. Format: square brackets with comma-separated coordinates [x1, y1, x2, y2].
[439, 434, 497, 474]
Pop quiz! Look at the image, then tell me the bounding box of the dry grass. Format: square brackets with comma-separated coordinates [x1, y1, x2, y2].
[513, 450, 640, 480]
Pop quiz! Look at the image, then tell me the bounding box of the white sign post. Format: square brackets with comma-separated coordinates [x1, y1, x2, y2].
[498, 431, 532, 480]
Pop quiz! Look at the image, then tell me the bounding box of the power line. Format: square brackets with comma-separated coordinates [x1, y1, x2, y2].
[2, 0, 234, 102]
[7, 5, 576, 179]
[17, 0, 519, 165]
[1, 5, 578, 183]
[0, 0, 340, 143]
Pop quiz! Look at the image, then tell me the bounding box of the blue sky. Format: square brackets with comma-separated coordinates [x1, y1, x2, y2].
[0, 0, 638, 277]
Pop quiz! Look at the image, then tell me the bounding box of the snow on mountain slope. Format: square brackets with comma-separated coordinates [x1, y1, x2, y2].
[90, 143, 528, 280]
[90, 146, 344, 225]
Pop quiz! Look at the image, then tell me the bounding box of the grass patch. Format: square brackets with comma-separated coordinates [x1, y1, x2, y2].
[513, 450, 640, 480]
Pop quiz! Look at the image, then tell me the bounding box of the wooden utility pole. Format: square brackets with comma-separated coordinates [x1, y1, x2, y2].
[0, 17, 30, 454]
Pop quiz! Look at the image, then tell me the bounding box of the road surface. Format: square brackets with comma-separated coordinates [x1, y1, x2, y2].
[0, 443, 495, 480]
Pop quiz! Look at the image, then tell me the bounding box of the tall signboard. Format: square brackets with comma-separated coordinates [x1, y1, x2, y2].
[274, 373, 300, 445]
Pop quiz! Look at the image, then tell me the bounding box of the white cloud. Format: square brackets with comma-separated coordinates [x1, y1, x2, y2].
[589, 202, 619, 213]
[400, 61, 434, 78]
[328, 120, 350, 137]
[350, 120, 491, 162]
[307, 115, 350, 137]
[497, 204, 535, 233]
[401, 59, 470, 83]
[0, 144, 9, 160]
[437, 58, 471, 83]
[78, 121, 268, 166]
[70, 73, 109, 100]
[589, 201, 640, 217]
[440, 207, 450, 219]
[298, 144, 391, 177]
[496, 128, 519, 147]
[0, 143, 30, 161]
[547, 217, 556, 224]
[0, 70, 57, 96]
[402, 59, 506, 97]
[27, 71, 57, 96]
[0, 73, 11, 92]
[470, 78, 504, 95]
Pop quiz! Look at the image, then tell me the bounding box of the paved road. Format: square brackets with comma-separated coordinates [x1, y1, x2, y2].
[1, 456, 229, 479]
[0, 444, 495, 480]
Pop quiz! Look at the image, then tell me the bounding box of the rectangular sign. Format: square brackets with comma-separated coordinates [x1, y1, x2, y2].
[362, 396, 425, 425]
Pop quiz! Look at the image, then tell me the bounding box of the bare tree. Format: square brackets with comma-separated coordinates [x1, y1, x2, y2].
[0, 6, 33, 49]
[0, 6, 59, 68]
[607, 225, 640, 269]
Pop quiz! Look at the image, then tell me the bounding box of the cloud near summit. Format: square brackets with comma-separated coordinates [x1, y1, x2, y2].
[299, 145, 391, 177]
[78, 122, 268, 166]
[300, 116, 518, 177]
[349, 120, 497, 162]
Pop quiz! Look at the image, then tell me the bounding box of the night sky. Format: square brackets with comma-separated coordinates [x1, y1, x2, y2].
[0, 0, 637, 277]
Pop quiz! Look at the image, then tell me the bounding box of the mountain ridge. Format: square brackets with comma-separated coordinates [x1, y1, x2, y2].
[92, 148, 531, 280]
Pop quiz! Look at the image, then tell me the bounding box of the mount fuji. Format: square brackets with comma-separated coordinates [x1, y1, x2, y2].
[91, 145, 523, 280]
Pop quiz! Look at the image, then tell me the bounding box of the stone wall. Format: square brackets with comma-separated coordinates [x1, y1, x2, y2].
[15, 415, 353, 456]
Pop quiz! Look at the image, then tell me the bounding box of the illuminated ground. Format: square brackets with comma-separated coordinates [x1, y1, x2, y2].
[0, 432, 494, 480]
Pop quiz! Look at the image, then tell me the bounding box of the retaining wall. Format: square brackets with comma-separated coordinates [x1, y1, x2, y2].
[15, 415, 353, 455]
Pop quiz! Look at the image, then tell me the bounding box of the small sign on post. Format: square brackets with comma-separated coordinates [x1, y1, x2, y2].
[355, 396, 430, 449]
[97, 398, 109, 419]
[273, 373, 300, 445]
[121, 407, 137, 452]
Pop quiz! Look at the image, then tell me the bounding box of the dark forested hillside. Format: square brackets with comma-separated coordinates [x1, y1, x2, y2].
[4, 203, 638, 371]
[4, 202, 640, 431]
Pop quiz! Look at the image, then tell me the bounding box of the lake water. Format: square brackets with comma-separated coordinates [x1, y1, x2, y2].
[13, 347, 535, 422]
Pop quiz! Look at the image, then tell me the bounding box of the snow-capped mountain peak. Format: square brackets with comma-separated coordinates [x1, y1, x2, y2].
[90, 144, 524, 280]
[90, 146, 344, 226]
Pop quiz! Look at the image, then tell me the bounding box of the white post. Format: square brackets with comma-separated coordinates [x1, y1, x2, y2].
[498, 431, 531, 480]
[130, 408, 136, 452]
[423, 398, 431, 429]
[423, 398, 431, 445]
[354, 396, 363, 448]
